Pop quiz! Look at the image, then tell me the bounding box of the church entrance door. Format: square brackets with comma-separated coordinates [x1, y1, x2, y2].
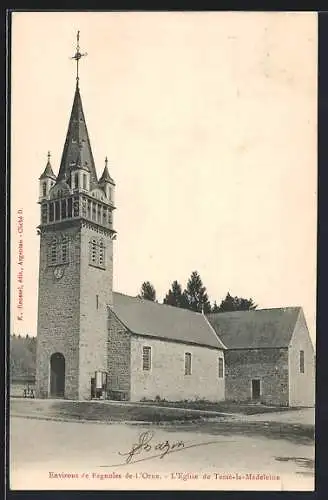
[50, 352, 65, 398]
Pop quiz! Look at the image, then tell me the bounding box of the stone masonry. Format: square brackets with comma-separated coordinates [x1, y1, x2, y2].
[224, 348, 289, 406]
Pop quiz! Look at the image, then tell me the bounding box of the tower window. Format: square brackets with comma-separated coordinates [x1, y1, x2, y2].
[300, 350, 305, 373]
[90, 239, 97, 264]
[55, 201, 60, 221]
[184, 352, 192, 375]
[96, 295, 99, 309]
[92, 204, 96, 221]
[49, 203, 54, 222]
[97, 204, 101, 223]
[87, 200, 91, 219]
[142, 346, 152, 371]
[218, 357, 224, 379]
[99, 240, 104, 266]
[61, 236, 69, 264]
[73, 197, 79, 217]
[67, 197, 72, 218]
[81, 197, 87, 217]
[89, 237, 106, 269]
[83, 174, 87, 190]
[42, 182, 47, 197]
[61, 199, 67, 219]
[75, 173, 79, 189]
[41, 204, 48, 224]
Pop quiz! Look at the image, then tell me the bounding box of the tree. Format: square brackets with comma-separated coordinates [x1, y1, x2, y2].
[163, 280, 188, 308]
[138, 281, 156, 302]
[183, 271, 211, 313]
[211, 301, 220, 313]
[218, 292, 257, 312]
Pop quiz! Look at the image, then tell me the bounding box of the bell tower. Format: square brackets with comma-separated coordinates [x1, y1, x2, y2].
[36, 32, 116, 400]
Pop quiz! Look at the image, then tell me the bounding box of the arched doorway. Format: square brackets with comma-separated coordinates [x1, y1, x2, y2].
[50, 352, 65, 398]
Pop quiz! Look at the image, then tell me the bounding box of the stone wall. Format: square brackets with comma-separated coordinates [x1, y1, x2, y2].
[107, 310, 131, 399]
[36, 221, 114, 401]
[130, 335, 225, 402]
[288, 309, 315, 407]
[79, 222, 113, 400]
[224, 348, 289, 406]
[36, 225, 81, 399]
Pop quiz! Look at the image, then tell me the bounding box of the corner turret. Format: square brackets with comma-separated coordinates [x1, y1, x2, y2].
[39, 152, 56, 201]
[99, 157, 115, 203]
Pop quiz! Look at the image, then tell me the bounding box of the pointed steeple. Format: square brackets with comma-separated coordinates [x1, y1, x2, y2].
[57, 85, 97, 188]
[99, 157, 115, 185]
[40, 151, 56, 180]
[57, 33, 96, 188]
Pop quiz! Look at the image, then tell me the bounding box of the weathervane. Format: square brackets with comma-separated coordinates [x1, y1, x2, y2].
[70, 30, 88, 85]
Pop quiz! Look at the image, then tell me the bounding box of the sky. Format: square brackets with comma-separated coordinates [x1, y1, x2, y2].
[10, 11, 317, 341]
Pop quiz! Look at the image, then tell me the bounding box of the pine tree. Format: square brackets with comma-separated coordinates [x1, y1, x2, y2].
[163, 280, 188, 308]
[183, 271, 211, 313]
[219, 292, 235, 312]
[138, 281, 156, 302]
[212, 300, 220, 313]
[218, 292, 257, 312]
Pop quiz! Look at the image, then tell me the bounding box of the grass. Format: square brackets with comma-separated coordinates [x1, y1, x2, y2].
[138, 399, 301, 415]
[10, 398, 214, 423]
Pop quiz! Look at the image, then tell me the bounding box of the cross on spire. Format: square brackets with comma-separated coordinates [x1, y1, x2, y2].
[71, 30, 88, 86]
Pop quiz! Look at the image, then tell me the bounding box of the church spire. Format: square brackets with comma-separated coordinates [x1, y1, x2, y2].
[57, 32, 98, 188]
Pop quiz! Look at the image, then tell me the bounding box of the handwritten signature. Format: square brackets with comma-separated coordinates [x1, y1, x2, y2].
[99, 430, 223, 467]
[119, 431, 184, 464]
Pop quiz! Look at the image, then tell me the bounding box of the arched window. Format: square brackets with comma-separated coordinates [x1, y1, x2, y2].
[75, 173, 79, 189]
[184, 353, 192, 375]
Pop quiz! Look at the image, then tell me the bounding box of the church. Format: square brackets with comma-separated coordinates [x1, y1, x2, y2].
[35, 33, 315, 407]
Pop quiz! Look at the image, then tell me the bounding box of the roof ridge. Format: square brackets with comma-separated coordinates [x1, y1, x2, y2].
[113, 290, 204, 316]
[202, 313, 227, 350]
[208, 306, 301, 316]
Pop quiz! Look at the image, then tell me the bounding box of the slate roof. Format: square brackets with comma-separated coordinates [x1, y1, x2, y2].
[99, 164, 115, 186]
[207, 307, 302, 349]
[112, 292, 225, 350]
[57, 84, 99, 189]
[39, 160, 56, 180]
